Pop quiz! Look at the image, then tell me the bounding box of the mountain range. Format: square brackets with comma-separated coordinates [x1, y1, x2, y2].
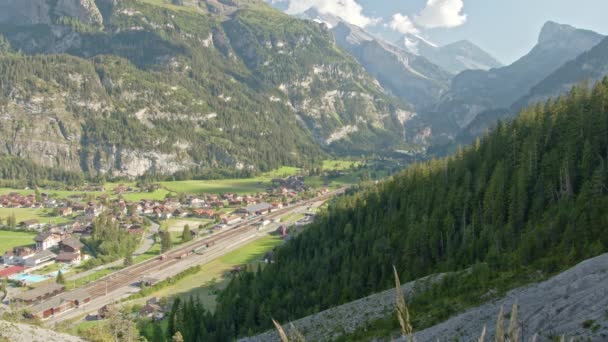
[1, 1, 608, 177]
[0, 0, 415, 178]
[398, 33, 503, 75]
[398, 21, 605, 149]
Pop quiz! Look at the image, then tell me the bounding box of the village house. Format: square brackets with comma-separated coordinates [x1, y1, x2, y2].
[192, 208, 215, 219]
[2, 247, 35, 266]
[86, 203, 104, 218]
[56, 237, 85, 264]
[35, 232, 62, 251]
[0, 265, 26, 278]
[139, 299, 162, 318]
[58, 207, 73, 217]
[189, 197, 206, 207]
[20, 219, 42, 230]
[223, 215, 242, 225]
[71, 203, 86, 212]
[24, 249, 57, 267]
[243, 202, 273, 216]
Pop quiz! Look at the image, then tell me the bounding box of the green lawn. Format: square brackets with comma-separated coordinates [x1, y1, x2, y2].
[322, 159, 362, 171]
[143, 235, 283, 311]
[0, 230, 36, 254]
[134, 242, 161, 264]
[161, 179, 269, 195]
[0, 207, 70, 225]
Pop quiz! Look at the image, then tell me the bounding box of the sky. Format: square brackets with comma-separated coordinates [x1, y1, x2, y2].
[266, 0, 608, 65]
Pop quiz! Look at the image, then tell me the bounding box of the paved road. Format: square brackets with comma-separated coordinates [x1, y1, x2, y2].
[133, 220, 160, 256]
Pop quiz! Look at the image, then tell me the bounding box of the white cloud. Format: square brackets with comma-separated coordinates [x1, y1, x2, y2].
[415, 0, 467, 29]
[388, 13, 419, 35]
[273, 0, 380, 28]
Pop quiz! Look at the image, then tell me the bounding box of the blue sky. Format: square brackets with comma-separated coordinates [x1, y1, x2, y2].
[268, 0, 608, 64]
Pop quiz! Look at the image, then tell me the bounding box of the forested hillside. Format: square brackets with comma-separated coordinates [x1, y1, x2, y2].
[150, 80, 608, 341]
[0, 0, 411, 180]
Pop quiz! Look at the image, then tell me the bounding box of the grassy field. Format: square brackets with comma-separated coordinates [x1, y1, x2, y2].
[322, 159, 362, 171]
[161, 179, 268, 195]
[0, 207, 71, 225]
[143, 234, 283, 311]
[134, 242, 161, 264]
[0, 230, 36, 254]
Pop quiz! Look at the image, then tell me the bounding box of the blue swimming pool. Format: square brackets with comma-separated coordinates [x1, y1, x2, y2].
[10, 273, 51, 283]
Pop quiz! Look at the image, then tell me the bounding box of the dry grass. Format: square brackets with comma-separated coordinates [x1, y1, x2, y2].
[393, 265, 413, 340]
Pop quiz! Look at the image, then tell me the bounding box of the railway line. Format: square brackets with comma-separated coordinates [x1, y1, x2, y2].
[40, 188, 347, 322]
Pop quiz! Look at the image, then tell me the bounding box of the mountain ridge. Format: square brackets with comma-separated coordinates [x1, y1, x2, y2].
[0, 0, 413, 179]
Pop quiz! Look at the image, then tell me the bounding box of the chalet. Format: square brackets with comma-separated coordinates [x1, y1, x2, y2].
[188, 196, 205, 206]
[192, 209, 215, 219]
[56, 252, 82, 264]
[244, 203, 273, 216]
[24, 250, 57, 267]
[210, 201, 225, 208]
[173, 208, 189, 218]
[14, 283, 65, 305]
[44, 199, 58, 208]
[114, 184, 128, 195]
[58, 207, 73, 217]
[139, 303, 162, 317]
[229, 200, 243, 206]
[2, 247, 35, 266]
[72, 203, 86, 212]
[85, 204, 104, 218]
[35, 232, 62, 251]
[223, 215, 242, 225]
[30, 289, 91, 319]
[20, 219, 41, 230]
[60, 237, 84, 253]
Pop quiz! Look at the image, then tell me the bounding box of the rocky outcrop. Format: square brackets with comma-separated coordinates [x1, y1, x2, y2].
[0, 0, 103, 27]
[0, 320, 84, 342]
[241, 273, 449, 342]
[412, 253, 608, 342]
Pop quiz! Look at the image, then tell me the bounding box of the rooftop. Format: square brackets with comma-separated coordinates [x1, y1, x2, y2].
[14, 283, 64, 302]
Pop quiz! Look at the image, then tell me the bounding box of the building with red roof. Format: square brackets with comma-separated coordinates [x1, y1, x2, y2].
[0, 266, 26, 278]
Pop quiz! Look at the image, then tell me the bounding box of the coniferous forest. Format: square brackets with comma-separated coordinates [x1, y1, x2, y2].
[145, 80, 608, 341]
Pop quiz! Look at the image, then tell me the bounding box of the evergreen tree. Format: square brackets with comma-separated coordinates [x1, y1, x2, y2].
[181, 225, 193, 243]
[161, 231, 172, 253]
[7, 212, 16, 229]
[56, 270, 65, 284]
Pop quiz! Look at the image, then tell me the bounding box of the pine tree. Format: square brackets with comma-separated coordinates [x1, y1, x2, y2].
[8, 212, 16, 229]
[181, 225, 193, 243]
[56, 270, 65, 284]
[161, 231, 172, 253]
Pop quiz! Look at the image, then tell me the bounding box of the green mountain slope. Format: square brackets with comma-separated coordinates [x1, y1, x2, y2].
[0, 0, 410, 179]
[149, 79, 608, 341]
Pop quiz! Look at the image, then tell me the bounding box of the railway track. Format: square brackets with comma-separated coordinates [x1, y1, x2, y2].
[46, 188, 347, 308]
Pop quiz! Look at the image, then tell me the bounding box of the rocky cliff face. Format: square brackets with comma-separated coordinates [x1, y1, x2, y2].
[0, 0, 413, 178]
[414, 21, 604, 147]
[331, 22, 451, 110]
[399, 34, 503, 75]
[0, 0, 103, 27]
